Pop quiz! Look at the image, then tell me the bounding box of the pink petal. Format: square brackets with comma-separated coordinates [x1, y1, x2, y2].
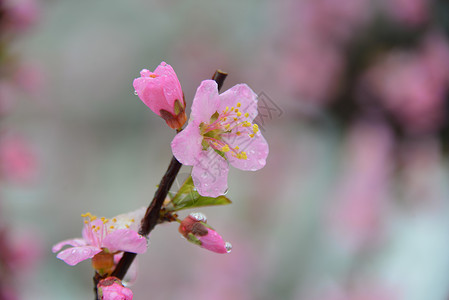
[133, 76, 167, 115]
[103, 229, 147, 254]
[191, 80, 220, 123]
[52, 238, 87, 253]
[218, 84, 259, 121]
[192, 149, 229, 197]
[198, 228, 228, 254]
[171, 122, 203, 165]
[82, 219, 103, 247]
[225, 133, 269, 171]
[56, 246, 101, 266]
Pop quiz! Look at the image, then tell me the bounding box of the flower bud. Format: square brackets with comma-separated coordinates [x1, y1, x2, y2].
[133, 62, 186, 129]
[179, 213, 232, 254]
[97, 277, 133, 300]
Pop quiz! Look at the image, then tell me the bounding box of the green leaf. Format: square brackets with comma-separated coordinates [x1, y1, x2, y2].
[168, 176, 232, 211]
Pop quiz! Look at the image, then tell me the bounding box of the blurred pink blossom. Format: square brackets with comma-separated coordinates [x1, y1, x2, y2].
[3, 0, 39, 32]
[0, 135, 37, 183]
[329, 120, 394, 248]
[382, 0, 431, 26]
[360, 33, 449, 133]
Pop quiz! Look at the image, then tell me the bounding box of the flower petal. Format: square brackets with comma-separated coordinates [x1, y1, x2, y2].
[192, 149, 229, 197]
[171, 122, 203, 165]
[52, 238, 87, 253]
[103, 229, 147, 254]
[225, 132, 269, 171]
[56, 246, 101, 266]
[218, 84, 259, 121]
[198, 228, 228, 253]
[191, 80, 220, 123]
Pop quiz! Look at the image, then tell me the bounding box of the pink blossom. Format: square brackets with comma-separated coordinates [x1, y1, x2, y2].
[178, 213, 231, 254]
[0, 135, 37, 183]
[97, 277, 133, 300]
[171, 80, 269, 197]
[52, 208, 147, 267]
[4, 0, 39, 32]
[133, 62, 186, 129]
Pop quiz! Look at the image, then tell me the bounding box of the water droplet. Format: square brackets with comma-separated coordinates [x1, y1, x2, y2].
[204, 183, 209, 187]
[133, 90, 138, 96]
[190, 212, 207, 222]
[250, 150, 255, 155]
[193, 187, 197, 192]
[224, 188, 229, 195]
[225, 242, 232, 253]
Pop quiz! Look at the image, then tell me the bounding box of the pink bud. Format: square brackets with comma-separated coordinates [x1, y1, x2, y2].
[97, 277, 133, 300]
[133, 62, 186, 129]
[179, 214, 232, 254]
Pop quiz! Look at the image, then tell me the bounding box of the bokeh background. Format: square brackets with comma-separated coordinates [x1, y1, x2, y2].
[2, 0, 449, 299]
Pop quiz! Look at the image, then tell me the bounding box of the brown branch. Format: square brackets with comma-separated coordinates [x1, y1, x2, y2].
[94, 70, 228, 298]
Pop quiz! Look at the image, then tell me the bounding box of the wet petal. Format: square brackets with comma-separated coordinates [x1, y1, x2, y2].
[192, 149, 229, 197]
[56, 246, 101, 266]
[52, 238, 86, 253]
[171, 122, 203, 165]
[103, 229, 147, 254]
[225, 132, 269, 171]
[218, 84, 259, 121]
[191, 80, 220, 123]
[198, 228, 229, 254]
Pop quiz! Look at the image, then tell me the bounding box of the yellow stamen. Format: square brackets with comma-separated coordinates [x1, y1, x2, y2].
[125, 224, 130, 228]
[112, 218, 117, 223]
[236, 131, 241, 136]
[235, 108, 239, 113]
[225, 124, 231, 130]
[235, 146, 239, 150]
[236, 112, 242, 117]
[244, 113, 249, 118]
[249, 133, 255, 138]
[242, 121, 251, 127]
[221, 145, 230, 152]
[236, 102, 241, 107]
[253, 124, 259, 133]
[230, 107, 234, 111]
[131, 219, 135, 222]
[109, 226, 115, 229]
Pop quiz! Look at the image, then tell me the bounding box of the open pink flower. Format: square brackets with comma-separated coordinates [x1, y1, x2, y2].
[179, 213, 232, 254]
[52, 208, 147, 267]
[171, 80, 269, 197]
[133, 62, 186, 129]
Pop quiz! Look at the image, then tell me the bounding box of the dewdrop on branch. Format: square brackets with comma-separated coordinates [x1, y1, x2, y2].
[178, 213, 232, 254]
[133, 61, 187, 130]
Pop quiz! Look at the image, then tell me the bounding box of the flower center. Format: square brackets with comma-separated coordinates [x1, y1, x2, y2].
[199, 102, 259, 160]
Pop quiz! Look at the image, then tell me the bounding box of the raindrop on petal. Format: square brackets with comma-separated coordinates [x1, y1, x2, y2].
[190, 212, 207, 222]
[225, 242, 232, 253]
[133, 90, 138, 95]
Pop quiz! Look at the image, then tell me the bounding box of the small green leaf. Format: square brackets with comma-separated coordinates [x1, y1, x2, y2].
[169, 176, 232, 211]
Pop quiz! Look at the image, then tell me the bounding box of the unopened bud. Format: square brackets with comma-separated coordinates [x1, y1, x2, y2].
[97, 277, 133, 300]
[179, 213, 231, 254]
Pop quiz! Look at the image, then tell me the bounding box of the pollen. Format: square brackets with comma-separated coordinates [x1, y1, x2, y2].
[125, 224, 130, 228]
[242, 121, 251, 127]
[236, 112, 242, 117]
[236, 102, 241, 107]
[253, 124, 259, 133]
[244, 113, 249, 118]
[235, 146, 239, 150]
[131, 219, 135, 223]
[236, 131, 242, 136]
[221, 145, 230, 152]
[235, 108, 239, 113]
[112, 218, 117, 223]
[249, 133, 255, 138]
[224, 124, 231, 130]
[109, 226, 115, 229]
